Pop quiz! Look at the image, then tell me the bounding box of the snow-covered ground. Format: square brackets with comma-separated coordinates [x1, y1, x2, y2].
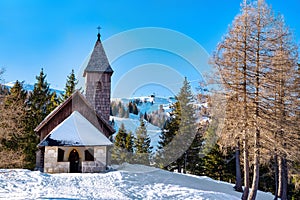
[0, 164, 275, 200]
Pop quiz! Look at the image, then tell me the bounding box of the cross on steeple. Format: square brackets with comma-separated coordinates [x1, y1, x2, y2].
[97, 26, 101, 41]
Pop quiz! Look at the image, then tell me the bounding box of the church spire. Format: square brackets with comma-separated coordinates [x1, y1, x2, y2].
[83, 28, 113, 76]
[83, 29, 113, 122]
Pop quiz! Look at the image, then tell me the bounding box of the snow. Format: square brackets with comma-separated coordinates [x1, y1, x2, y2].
[0, 164, 276, 200]
[39, 111, 112, 146]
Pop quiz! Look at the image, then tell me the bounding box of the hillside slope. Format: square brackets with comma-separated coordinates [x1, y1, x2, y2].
[0, 164, 275, 200]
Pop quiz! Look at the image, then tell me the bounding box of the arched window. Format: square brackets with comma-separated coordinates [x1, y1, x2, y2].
[96, 81, 102, 92]
[57, 148, 64, 162]
[85, 148, 94, 161]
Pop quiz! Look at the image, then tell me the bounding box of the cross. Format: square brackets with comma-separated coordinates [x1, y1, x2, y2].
[97, 26, 101, 41]
[97, 26, 101, 34]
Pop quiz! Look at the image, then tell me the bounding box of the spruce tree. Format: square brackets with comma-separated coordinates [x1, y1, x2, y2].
[115, 123, 127, 149]
[62, 69, 78, 101]
[128, 101, 133, 113]
[111, 123, 128, 164]
[132, 103, 139, 115]
[125, 131, 134, 153]
[125, 131, 134, 163]
[4, 80, 27, 105]
[25, 68, 52, 169]
[133, 119, 152, 165]
[156, 77, 198, 173]
[48, 91, 60, 113]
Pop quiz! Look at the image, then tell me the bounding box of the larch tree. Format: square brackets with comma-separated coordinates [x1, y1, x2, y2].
[0, 67, 4, 82]
[211, 1, 253, 197]
[211, 0, 299, 199]
[0, 80, 28, 168]
[265, 16, 299, 200]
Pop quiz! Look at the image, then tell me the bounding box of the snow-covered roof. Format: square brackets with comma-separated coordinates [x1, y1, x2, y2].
[38, 111, 112, 147]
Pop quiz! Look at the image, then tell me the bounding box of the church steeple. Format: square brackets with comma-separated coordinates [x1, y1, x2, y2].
[83, 30, 113, 122]
[83, 29, 113, 76]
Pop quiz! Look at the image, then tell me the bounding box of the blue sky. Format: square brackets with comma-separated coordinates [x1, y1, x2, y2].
[0, 0, 299, 97]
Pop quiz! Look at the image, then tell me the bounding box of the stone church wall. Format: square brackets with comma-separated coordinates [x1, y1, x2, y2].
[44, 146, 69, 173]
[43, 146, 108, 173]
[82, 146, 107, 173]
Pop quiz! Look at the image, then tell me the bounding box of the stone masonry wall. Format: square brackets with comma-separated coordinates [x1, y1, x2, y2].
[44, 146, 69, 173]
[44, 146, 108, 173]
[85, 72, 111, 122]
[81, 146, 107, 173]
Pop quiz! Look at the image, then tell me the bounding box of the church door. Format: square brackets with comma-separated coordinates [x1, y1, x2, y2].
[68, 149, 79, 173]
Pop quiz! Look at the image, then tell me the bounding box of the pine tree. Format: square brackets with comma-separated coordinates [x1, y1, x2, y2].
[111, 123, 128, 164]
[156, 78, 198, 173]
[132, 103, 139, 115]
[62, 69, 78, 101]
[125, 131, 134, 153]
[25, 68, 52, 169]
[4, 80, 27, 106]
[125, 131, 134, 163]
[128, 101, 133, 113]
[115, 123, 127, 149]
[133, 119, 152, 165]
[48, 91, 60, 113]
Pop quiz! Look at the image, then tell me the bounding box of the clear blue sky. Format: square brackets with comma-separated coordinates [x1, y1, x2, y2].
[0, 0, 299, 96]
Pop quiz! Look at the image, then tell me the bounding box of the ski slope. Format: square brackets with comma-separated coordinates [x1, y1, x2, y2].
[0, 164, 275, 200]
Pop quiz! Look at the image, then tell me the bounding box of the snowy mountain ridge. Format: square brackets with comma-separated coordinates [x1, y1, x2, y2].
[4, 81, 63, 95]
[0, 163, 276, 200]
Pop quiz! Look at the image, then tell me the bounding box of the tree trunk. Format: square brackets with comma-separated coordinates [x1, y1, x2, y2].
[278, 156, 288, 200]
[234, 141, 243, 192]
[249, 129, 260, 200]
[241, 133, 249, 200]
[273, 153, 279, 200]
[278, 156, 283, 198]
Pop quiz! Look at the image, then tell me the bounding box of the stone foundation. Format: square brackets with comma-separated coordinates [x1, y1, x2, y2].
[43, 146, 109, 173]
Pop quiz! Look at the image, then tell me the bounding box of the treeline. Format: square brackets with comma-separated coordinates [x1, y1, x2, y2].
[111, 120, 152, 165]
[0, 69, 77, 169]
[111, 99, 168, 128]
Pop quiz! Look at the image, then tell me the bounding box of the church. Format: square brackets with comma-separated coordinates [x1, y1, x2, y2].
[35, 32, 115, 173]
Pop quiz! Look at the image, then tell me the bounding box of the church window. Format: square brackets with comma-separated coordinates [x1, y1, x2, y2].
[85, 149, 94, 161]
[96, 81, 102, 92]
[57, 148, 65, 162]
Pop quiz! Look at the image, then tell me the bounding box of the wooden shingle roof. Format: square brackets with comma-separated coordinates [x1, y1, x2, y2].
[83, 34, 113, 76]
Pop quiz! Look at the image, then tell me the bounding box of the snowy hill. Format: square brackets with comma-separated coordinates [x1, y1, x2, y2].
[113, 96, 176, 114]
[110, 96, 209, 152]
[0, 164, 275, 199]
